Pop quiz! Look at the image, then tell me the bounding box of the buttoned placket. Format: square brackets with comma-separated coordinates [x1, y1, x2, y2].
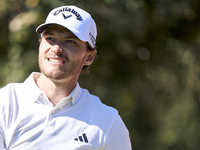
[44, 96, 73, 131]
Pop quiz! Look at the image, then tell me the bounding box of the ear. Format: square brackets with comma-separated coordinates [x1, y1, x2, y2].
[84, 50, 97, 66]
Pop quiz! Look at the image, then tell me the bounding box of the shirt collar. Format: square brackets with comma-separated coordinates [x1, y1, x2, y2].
[22, 72, 82, 106]
[68, 82, 81, 106]
[23, 72, 44, 103]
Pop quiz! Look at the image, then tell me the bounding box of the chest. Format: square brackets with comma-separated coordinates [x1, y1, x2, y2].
[5, 103, 106, 150]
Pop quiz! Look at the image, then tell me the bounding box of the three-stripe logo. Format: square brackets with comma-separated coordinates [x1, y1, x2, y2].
[74, 133, 88, 143]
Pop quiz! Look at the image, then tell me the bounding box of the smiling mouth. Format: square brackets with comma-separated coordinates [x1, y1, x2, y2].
[47, 58, 65, 64]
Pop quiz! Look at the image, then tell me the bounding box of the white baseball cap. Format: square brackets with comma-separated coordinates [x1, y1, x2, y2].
[36, 5, 97, 48]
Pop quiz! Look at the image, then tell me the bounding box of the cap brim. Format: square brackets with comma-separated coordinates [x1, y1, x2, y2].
[36, 23, 52, 33]
[36, 23, 88, 43]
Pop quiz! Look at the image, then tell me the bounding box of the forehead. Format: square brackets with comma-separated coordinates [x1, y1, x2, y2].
[43, 24, 78, 39]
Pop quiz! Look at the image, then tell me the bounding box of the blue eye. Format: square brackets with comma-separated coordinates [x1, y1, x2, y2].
[46, 37, 55, 41]
[66, 40, 75, 43]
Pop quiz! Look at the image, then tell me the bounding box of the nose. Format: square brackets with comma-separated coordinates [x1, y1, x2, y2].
[51, 44, 63, 54]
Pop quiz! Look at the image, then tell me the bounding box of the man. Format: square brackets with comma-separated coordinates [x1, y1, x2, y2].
[0, 5, 132, 150]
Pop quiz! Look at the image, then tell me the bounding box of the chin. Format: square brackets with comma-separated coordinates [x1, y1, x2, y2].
[42, 70, 67, 79]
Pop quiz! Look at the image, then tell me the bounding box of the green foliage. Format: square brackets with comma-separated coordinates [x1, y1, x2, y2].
[1, 0, 200, 149]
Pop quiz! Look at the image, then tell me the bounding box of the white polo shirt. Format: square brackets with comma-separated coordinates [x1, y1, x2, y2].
[0, 72, 132, 150]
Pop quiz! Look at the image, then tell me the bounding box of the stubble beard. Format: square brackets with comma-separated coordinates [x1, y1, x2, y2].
[38, 56, 82, 80]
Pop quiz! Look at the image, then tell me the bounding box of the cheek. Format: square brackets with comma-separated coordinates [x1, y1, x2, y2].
[75, 52, 88, 63]
[39, 42, 50, 58]
[39, 39, 51, 52]
[38, 44, 48, 64]
[67, 48, 87, 60]
[39, 42, 44, 55]
[75, 47, 88, 60]
[38, 48, 44, 61]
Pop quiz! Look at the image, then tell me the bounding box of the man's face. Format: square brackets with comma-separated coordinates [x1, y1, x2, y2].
[38, 25, 94, 80]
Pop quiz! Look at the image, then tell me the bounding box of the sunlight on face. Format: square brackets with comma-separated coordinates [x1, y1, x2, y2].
[38, 25, 89, 80]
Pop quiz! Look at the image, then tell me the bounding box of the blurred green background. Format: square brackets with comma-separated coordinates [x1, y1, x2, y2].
[1, 0, 200, 149]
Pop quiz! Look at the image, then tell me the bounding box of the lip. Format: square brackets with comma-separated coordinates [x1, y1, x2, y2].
[46, 57, 66, 64]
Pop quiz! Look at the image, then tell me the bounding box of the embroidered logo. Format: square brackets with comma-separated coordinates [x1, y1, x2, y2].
[74, 133, 88, 143]
[53, 7, 83, 21]
[62, 13, 72, 19]
[89, 32, 96, 47]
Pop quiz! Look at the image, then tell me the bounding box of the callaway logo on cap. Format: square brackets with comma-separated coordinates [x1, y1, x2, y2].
[36, 5, 97, 48]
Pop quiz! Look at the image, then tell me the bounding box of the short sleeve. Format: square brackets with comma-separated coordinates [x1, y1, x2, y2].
[104, 115, 132, 150]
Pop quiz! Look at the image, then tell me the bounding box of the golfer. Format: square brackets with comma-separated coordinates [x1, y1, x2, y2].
[0, 5, 132, 150]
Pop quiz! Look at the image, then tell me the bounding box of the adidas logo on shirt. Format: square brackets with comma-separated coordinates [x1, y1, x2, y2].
[74, 133, 88, 143]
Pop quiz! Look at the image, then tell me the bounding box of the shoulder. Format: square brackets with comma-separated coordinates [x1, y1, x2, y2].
[82, 88, 118, 115]
[79, 88, 119, 127]
[0, 83, 23, 97]
[0, 83, 23, 128]
[0, 83, 22, 98]
[105, 115, 132, 150]
[80, 89, 132, 149]
[0, 83, 23, 110]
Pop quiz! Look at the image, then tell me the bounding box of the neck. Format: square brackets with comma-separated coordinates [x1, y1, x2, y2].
[36, 73, 77, 107]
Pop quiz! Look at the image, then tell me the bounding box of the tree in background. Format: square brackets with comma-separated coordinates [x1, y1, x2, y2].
[1, 0, 200, 149]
